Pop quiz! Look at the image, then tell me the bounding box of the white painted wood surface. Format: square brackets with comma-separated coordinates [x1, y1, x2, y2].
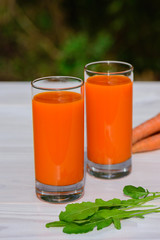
[0, 81, 160, 240]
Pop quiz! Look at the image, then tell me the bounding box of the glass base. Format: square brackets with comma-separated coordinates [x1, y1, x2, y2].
[87, 158, 131, 179]
[36, 179, 84, 203]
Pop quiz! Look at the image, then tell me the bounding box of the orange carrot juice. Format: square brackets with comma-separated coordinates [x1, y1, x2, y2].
[86, 75, 132, 165]
[32, 91, 84, 186]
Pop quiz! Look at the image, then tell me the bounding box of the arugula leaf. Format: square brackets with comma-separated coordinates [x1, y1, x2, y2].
[95, 198, 122, 207]
[93, 209, 128, 219]
[46, 221, 66, 228]
[113, 218, 121, 230]
[96, 218, 113, 230]
[123, 185, 149, 199]
[63, 222, 96, 234]
[96, 197, 154, 210]
[59, 202, 98, 222]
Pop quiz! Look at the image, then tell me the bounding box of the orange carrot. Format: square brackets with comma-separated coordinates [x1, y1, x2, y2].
[132, 113, 160, 144]
[132, 133, 160, 153]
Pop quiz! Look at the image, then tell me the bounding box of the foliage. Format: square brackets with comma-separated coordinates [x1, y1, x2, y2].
[0, 0, 160, 81]
[46, 185, 160, 234]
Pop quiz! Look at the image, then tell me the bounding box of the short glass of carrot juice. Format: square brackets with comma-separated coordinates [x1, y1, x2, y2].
[85, 61, 133, 179]
[31, 76, 84, 203]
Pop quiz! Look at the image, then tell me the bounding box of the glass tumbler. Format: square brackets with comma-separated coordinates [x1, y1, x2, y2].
[31, 76, 84, 203]
[85, 61, 133, 179]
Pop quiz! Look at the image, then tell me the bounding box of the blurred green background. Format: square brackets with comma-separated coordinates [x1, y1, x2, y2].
[0, 0, 160, 81]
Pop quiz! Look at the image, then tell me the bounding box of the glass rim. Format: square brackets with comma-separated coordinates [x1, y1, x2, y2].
[84, 60, 134, 75]
[31, 76, 84, 91]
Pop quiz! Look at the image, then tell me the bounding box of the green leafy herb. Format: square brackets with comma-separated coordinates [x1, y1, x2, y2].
[123, 185, 149, 199]
[59, 202, 98, 222]
[46, 185, 160, 234]
[46, 221, 66, 228]
[113, 218, 121, 230]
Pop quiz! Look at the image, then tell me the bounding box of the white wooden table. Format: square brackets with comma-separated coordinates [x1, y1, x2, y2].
[0, 81, 160, 240]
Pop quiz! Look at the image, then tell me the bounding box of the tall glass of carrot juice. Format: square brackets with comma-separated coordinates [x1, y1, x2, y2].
[31, 76, 84, 203]
[85, 61, 133, 179]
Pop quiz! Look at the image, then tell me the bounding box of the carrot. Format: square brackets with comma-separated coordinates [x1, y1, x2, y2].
[132, 113, 160, 144]
[132, 133, 160, 153]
